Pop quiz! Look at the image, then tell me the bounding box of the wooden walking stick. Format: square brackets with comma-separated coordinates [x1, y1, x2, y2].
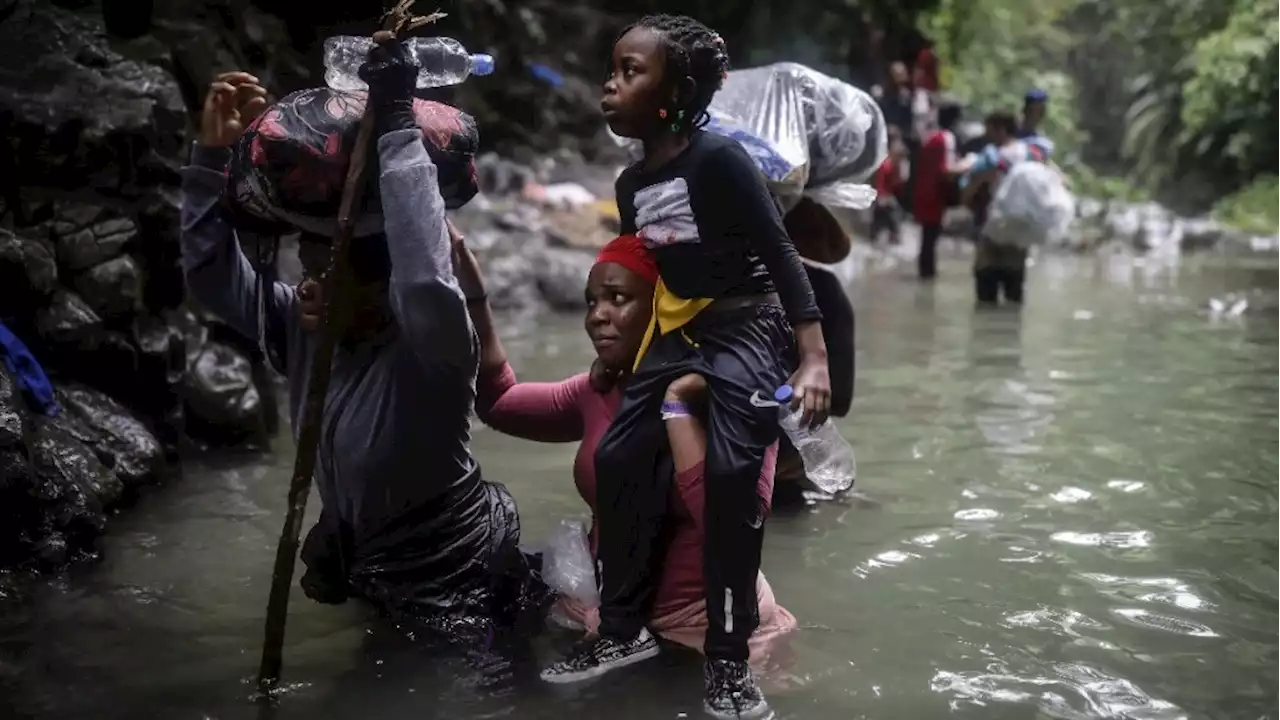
[255, 0, 447, 698]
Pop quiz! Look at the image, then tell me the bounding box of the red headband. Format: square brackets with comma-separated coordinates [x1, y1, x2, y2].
[595, 234, 659, 285]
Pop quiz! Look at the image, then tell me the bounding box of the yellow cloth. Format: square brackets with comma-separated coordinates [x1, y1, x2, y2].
[633, 277, 714, 372]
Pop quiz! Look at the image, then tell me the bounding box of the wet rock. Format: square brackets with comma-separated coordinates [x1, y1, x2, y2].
[29, 417, 121, 542]
[0, 1, 187, 193]
[168, 305, 210, 352]
[0, 363, 25, 449]
[484, 253, 543, 312]
[476, 153, 538, 197]
[534, 247, 595, 311]
[133, 313, 187, 386]
[134, 187, 186, 310]
[130, 313, 187, 455]
[152, 0, 310, 114]
[50, 203, 138, 272]
[0, 229, 59, 310]
[56, 384, 164, 487]
[543, 204, 617, 250]
[0, 445, 33, 493]
[0, 365, 37, 563]
[184, 340, 263, 437]
[73, 255, 144, 318]
[35, 290, 102, 346]
[1179, 217, 1232, 253]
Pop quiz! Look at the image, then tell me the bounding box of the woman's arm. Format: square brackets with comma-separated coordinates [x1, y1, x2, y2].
[663, 374, 778, 532]
[475, 364, 589, 443]
[450, 232, 587, 443]
[180, 74, 294, 362]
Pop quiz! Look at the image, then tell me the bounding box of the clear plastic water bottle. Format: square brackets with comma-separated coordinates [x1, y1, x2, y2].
[323, 36, 496, 92]
[774, 384, 857, 494]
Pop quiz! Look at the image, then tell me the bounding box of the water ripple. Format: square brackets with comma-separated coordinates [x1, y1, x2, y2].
[1110, 608, 1220, 638]
[931, 661, 1187, 719]
[1052, 531, 1154, 549]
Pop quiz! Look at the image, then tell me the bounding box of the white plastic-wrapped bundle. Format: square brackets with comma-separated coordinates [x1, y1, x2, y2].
[542, 519, 599, 606]
[985, 162, 1077, 249]
[610, 62, 884, 210]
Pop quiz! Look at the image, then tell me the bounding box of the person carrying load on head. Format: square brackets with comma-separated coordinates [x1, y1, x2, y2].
[770, 198, 857, 506]
[178, 40, 543, 648]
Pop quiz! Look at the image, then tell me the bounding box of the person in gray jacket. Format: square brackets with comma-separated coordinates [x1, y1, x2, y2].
[179, 43, 540, 641]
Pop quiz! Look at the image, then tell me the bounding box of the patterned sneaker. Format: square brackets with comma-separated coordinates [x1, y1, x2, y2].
[703, 659, 774, 720]
[539, 628, 660, 684]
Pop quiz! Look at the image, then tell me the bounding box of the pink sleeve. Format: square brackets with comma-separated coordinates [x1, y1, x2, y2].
[475, 362, 589, 443]
[674, 442, 780, 532]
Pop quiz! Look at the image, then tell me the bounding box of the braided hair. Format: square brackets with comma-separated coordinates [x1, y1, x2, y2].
[619, 14, 731, 134]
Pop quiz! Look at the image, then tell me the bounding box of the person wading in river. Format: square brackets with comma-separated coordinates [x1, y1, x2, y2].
[553, 15, 831, 719]
[960, 111, 1045, 305]
[425, 232, 798, 663]
[772, 199, 857, 504]
[912, 100, 972, 280]
[180, 51, 541, 647]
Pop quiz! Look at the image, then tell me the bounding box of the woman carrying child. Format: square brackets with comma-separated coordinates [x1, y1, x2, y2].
[540, 14, 832, 720]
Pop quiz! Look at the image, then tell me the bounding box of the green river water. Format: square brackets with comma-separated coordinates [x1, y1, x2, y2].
[3, 249, 1276, 720]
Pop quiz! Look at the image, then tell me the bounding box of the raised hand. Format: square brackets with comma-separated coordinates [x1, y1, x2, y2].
[358, 33, 417, 137]
[199, 71, 268, 148]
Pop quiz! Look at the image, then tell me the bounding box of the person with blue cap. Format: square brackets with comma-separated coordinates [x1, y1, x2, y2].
[1018, 88, 1054, 158]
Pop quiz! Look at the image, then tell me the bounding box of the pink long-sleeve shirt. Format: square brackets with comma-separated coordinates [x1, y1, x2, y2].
[475, 361, 779, 621]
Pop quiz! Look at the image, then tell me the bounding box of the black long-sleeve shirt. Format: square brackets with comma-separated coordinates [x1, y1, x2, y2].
[616, 131, 821, 326]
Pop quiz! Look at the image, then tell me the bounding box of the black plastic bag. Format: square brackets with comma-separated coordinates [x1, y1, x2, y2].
[300, 468, 548, 640]
[227, 87, 480, 237]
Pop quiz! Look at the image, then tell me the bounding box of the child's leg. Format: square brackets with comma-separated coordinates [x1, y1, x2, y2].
[593, 331, 699, 642]
[542, 335, 698, 683]
[695, 307, 794, 662]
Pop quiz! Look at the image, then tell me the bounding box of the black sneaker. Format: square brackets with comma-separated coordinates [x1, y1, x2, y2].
[703, 659, 774, 720]
[539, 628, 660, 683]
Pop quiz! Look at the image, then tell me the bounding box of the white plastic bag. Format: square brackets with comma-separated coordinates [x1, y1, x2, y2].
[985, 162, 1077, 249]
[542, 519, 599, 606]
[803, 181, 879, 210]
[609, 62, 885, 210]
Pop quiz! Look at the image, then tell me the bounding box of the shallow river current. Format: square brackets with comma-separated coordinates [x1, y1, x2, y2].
[3, 249, 1277, 720]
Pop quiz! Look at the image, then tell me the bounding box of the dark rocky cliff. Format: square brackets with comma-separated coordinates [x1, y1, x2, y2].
[0, 0, 622, 572]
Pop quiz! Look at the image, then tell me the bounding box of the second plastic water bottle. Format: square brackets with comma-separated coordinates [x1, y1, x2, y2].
[323, 36, 496, 92]
[774, 384, 856, 494]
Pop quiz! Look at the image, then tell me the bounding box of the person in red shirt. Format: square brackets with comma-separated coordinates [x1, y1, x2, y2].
[871, 126, 907, 245]
[915, 39, 940, 92]
[911, 100, 968, 279]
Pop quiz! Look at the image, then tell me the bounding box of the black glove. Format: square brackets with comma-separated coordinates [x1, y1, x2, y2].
[357, 38, 418, 135]
[299, 513, 353, 605]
